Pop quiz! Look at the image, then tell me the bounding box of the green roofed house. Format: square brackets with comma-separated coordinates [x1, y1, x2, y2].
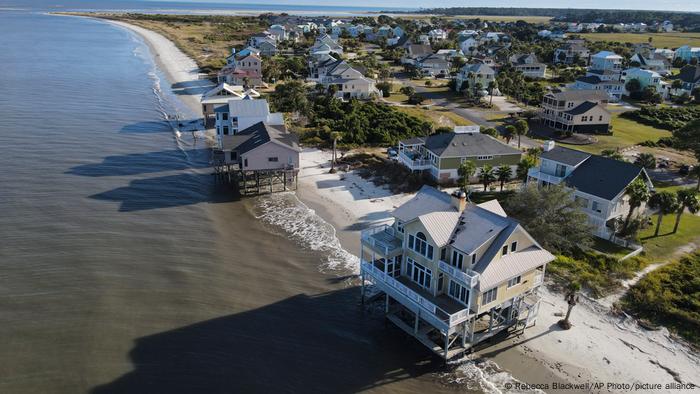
[397, 127, 522, 183]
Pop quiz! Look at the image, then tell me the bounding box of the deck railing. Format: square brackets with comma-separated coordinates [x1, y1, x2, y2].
[360, 225, 402, 256]
[438, 260, 480, 288]
[361, 260, 470, 332]
[398, 152, 432, 171]
[527, 168, 564, 185]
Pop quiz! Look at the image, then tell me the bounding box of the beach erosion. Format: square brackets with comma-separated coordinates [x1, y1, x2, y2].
[106, 18, 700, 393]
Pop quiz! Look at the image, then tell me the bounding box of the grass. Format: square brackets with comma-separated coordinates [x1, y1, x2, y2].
[639, 213, 700, 261]
[446, 15, 552, 23]
[394, 106, 474, 127]
[579, 32, 700, 48]
[558, 113, 672, 154]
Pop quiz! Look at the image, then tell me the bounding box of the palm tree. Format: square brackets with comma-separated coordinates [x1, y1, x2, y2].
[692, 166, 700, 191]
[558, 281, 581, 330]
[623, 178, 651, 229]
[503, 125, 516, 144]
[494, 165, 512, 191]
[634, 153, 656, 169]
[673, 189, 700, 233]
[479, 164, 496, 191]
[649, 191, 680, 237]
[516, 156, 537, 183]
[488, 80, 497, 106]
[514, 119, 529, 149]
[458, 160, 477, 192]
[329, 131, 343, 173]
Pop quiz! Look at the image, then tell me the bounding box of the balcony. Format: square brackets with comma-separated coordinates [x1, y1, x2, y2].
[527, 168, 564, 185]
[398, 151, 432, 171]
[438, 260, 479, 288]
[361, 260, 471, 333]
[361, 224, 403, 256]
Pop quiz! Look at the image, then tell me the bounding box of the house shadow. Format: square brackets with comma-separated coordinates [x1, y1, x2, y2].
[90, 173, 237, 212]
[344, 211, 395, 232]
[473, 323, 563, 359]
[90, 288, 441, 394]
[67, 149, 211, 177]
[120, 120, 174, 134]
[170, 79, 215, 96]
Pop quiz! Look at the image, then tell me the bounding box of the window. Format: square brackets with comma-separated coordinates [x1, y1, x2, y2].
[582, 116, 588, 122]
[555, 164, 567, 177]
[449, 280, 470, 305]
[575, 195, 589, 208]
[451, 250, 464, 269]
[408, 232, 433, 259]
[510, 241, 517, 253]
[592, 201, 602, 213]
[406, 258, 432, 290]
[230, 151, 237, 161]
[507, 276, 521, 288]
[477, 155, 494, 161]
[222, 113, 229, 121]
[482, 287, 498, 305]
[396, 220, 404, 234]
[268, 157, 279, 162]
[471, 254, 477, 265]
[223, 126, 230, 135]
[599, 115, 603, 121]
[244, 158, 248, 167]
[502, 245, 508, 256]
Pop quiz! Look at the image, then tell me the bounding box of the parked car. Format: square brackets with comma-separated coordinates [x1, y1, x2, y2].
[679, 164, 693, 175]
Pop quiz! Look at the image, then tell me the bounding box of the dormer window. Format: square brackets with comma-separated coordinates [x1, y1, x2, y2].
[396, 220, 404, 234]
[510, 241, 517, 253]
[502, 245, 508, 256]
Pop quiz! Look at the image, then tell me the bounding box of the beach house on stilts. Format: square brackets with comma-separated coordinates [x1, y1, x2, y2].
[360, 186, 554, 359]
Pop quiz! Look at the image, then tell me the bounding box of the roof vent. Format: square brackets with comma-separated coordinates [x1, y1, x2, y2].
[543, 140, 556, 152]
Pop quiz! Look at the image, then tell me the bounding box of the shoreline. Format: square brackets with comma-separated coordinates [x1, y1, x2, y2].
[82, 16, 700, 392]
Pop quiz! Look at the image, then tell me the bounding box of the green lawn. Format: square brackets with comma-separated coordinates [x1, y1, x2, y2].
[639, 213, 700, 261]
[591, 237, 633, 258]
[579, 32, 700, 48]
[394, 106, 474, 127]
[559, 113, 672, 154]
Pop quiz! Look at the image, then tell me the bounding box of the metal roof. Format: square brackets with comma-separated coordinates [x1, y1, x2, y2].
[392, 185, 453, 223]
[477, 247, 555, 290]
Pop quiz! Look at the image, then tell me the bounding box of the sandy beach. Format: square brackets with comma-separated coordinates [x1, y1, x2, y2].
[98, 18, 700, 393]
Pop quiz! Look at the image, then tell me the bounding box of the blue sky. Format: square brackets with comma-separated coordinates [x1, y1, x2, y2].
[153, 0, 699, 12]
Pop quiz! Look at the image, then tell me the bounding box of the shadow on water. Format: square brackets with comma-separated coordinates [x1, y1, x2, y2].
[120, 119, 203, 134]
[67, 149, 211, 177]
[90, 173, 238, 212]
[91, 288, 442, 394]
[171, 79, 214, 96]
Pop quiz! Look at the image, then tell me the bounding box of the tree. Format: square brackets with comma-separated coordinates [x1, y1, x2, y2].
[625, 78, 642, 96]
[673, 189, 700, 234]
[516, 156, 537, 182]
[271, 80, 310, 115]
[671, 79, 683, 91]
[488, 80, 498, 106]
[376, 81, 393, 97]
[400, 86, 415, 96]
[624, 177, 651, 229]
[514, 119, 529, 149]
[458, 160, 476, 192]
[494, 165, 512, 191]
[479, 164, 496, 191]
[635, 152, 656, 169]
[503, 125, 516, 144]
[329, 131, 343, 173]
[481, 127, 497, 137]
[674, 119, 700, 166]
[558, 281, 581, 330]
[503, 184, 593, 253]
[649, 191, 679, 237]
[601, 149, 624, 161]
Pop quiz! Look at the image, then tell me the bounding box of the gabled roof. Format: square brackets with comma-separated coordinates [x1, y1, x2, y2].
[450, 204, 511, 255]
[678, 65, 700, 84]
[540, 145, 591, 167]
[565, 155, 647, 200]
[407, 44, 432, 57]
[565, 101, 606, 115]
[221, 122, 300, 154]
[459, 63, 495, 75]
[392, 185, 453, 223]
[546, 89, 609, 102]
[227, 99, 271, 117]
[592, 50, 622, 59]
[419, 132, 521, 158]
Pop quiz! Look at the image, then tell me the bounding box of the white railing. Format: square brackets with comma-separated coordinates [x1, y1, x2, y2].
[527, 168, 564, 185]
[360, 225, 402, 256]
[438, 260, 479, 288]
[361, 260, 469, 331]
[398, 151, 432, 170]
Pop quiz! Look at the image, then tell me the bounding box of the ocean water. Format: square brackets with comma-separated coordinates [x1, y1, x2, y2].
[0, 9, 469, 394]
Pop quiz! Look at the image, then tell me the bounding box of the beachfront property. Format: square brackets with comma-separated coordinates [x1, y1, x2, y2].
[508, 53, 546, 79]
[201, 83, 260, 127]
[454, 63, 496, 93]
[527, 141, 653, 240]
[360, 186, 553, 359]
[212, 99, 284, 144]
[539, 90, 611, 134]
[397, 127, 521, 183]
[553, 42, 590, 65]
[217, 52, 264, 88]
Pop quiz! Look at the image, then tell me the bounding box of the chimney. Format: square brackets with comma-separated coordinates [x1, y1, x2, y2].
[231, 48, 236, 55]
[451, 190, 467, 212]
[543, 140, 556, 152]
